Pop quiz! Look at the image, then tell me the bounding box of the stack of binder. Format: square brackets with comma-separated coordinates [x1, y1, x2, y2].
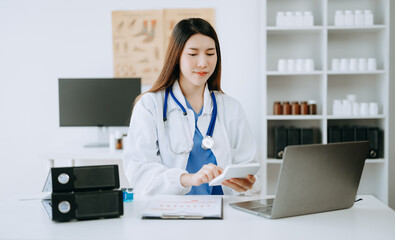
[42, 165, 124, 221]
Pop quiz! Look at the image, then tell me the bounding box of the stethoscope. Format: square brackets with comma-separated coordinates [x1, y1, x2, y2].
[163, 86, 217, 150]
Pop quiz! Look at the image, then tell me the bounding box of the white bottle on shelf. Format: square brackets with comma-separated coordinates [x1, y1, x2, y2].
[352, 102, 360, 115]
[303, 11, 314, 26]
[333, 100, 342, 115]
[360, 102, 369, 116]
[369, 102, 379, 115]
[285, 11, 294, 27]
[358, 58, 367, 71]
[278, 59, 287, 72]
[276, 12, 286, 27]
[342, 100, 352, 116]
[334, 10, 345, 26]
[304, 58, 314, 72]
[332, 58, 340, 71]
[349, 58, 357, 71]
[340, 58, 349, 71]
[295, 59, 304, 72]
[354, 10, 364, 26]
[364, 10, 374, 26]
[344, 10, 354, 26]
[367, 58, 377, 71]
[287, 58, 295, 72]
[294, 11, 304, 27]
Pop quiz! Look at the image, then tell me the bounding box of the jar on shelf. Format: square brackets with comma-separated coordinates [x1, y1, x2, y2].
[334, 10, 345, 26]
[344, 10, 354, 26]
[308, 100, 317, 115]
[273, 101, 282, 115]
[282, 101, 291, 115]
[291, 101, 300, 115]
[364, 10, 374, 26]
[354, 10, 364, 26]
[300, 101, 308, 115]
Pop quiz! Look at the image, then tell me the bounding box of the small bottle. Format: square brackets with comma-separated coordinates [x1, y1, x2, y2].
[358, 58, 367, 71]
[300, 101, 309, 115]
[342, 100, 352, 116]
[344, 10, 354, 26]
[364, 10, 374, 26]
[282, 101, 291, 115]
[334, 10, 345, 26]
[333, 100, 342, 115]
[332, 58, 340, 71]
[291, 101, 300, 115]
[308, 100, 317, 115]
[285, 11, 294, 27]
[278, 59, 287, 72]
[294, 11, 304, 27]
[273, 101, 283, 115]
[276, 12, 286, 27]
[115, 131, 123, 150]
[349, 58, 357, 71]
[303, 11, 314, 26]
[354, 10, 364, 26]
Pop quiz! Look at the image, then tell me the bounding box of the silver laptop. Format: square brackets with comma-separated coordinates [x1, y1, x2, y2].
[230, 141, 369, 219]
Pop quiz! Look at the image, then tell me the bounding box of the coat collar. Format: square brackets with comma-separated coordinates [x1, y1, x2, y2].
[168, 80, 213, 115]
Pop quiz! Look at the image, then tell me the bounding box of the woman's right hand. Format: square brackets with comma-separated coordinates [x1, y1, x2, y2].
[180, 163, 223, 187]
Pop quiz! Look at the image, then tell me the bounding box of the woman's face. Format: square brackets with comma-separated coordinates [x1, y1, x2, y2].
[179, 33, 217, 89]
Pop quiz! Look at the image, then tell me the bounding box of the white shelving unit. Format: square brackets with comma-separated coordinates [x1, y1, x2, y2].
[261, 0, 390, 203]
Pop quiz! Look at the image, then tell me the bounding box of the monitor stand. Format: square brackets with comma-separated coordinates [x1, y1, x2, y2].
[84, 126, 109, 148]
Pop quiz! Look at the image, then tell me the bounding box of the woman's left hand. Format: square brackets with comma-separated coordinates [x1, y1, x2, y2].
[222, 174, 256, 192]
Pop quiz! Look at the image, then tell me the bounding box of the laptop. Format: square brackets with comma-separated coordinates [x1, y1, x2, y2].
[230, 141, 369, 219]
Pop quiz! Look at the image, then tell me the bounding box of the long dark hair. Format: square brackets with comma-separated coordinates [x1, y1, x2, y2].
[136, 18, 222, 103]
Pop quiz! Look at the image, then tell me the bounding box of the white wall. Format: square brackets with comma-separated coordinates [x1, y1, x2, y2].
[0, 0, 261, 199]
[389, 1, 395, 210]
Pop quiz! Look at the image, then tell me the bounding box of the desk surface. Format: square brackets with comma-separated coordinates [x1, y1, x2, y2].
[1, 195, 394, 240]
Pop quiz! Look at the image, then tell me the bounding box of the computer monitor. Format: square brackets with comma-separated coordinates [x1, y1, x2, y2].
[58, 78, 141, 127]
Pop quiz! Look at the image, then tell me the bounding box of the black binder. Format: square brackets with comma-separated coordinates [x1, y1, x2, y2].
[41, 190, 123, 221]
[43, 165, 120, 192]
[274, 126, 287, 159]
[367, 127, 380, 158]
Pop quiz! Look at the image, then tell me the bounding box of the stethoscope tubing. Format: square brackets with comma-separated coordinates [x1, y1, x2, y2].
[163, 86, 217, 139]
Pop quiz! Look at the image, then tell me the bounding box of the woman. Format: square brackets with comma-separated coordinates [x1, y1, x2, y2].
[123, 18, 257, 195]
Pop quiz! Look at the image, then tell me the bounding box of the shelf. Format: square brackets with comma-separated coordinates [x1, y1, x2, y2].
[327, 115, 385, 120]
[267, 115, 323, 120]
[327, 70, 385, 75]
[327, 25, 386, 33]
[266, 26, 323, 35]
[267, 71, 323, 76]
[267, 158, 386, 164]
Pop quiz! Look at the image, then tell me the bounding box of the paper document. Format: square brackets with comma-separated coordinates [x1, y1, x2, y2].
[141, 195, 223, 219]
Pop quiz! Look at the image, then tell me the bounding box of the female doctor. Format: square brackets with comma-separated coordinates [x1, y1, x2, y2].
[123, 18, 257, 195]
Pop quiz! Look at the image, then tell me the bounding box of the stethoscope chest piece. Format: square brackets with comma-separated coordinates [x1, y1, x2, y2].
[201, 135, 214, 150]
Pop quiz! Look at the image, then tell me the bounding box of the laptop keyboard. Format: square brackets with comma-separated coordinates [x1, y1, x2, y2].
[250, 206, 272, 213]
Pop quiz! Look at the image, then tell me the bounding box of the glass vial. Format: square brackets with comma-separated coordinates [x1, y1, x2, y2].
[308, 100, 317, 115]
[291, 101, 300, 115]
[300, 101, 309, 115]
[273, 101, 282, 115]
[282, 101, 291, 115]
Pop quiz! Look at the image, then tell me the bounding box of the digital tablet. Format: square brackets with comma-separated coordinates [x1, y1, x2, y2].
[209, 163, 261, 186]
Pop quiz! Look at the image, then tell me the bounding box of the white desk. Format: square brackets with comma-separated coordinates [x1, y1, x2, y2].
[1, 195, 394, 240]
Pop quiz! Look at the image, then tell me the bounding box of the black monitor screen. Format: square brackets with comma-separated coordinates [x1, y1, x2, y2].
[59, 78, 141, 127]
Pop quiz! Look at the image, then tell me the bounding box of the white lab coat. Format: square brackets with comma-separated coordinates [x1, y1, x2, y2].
[123, 80, 257, 195]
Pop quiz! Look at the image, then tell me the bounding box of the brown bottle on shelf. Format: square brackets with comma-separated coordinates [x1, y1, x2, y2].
[308, 100, 317, 115]
[282, 101, 291, 115]
[291, 101, 300, 115]
[300, 101, 309, 115]
[273, 101, 282, 115]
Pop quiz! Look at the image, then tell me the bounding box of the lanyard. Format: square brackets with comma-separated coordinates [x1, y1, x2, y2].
[163, 86, 217, 139]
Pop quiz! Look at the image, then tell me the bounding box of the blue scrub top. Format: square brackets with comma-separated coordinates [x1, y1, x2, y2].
[185, 98, 223, 195]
